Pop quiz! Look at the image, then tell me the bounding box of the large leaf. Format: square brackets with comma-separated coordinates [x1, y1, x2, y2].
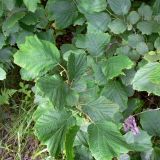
[76, 0, 107, 13]
[52, 0, 78, 29]
[108, 0, 131, 15]
[75, 33, 111, 57]
[35, 110, 75, 157]
[0, 67, 6, 80]
[140, 110, 160, 136]
[36, 76, 69, 109]
[82, 96, 119, 121]
[67, 51, 87, 82]
[23, 0, 40, 12]
[103, 55, 133, 80]
[65, 126, 80, 160]
[88, 121, 131, 160]
[132, 62, 160, 96]
[101, 81, 128, 111]
[14, 35, 60, 79]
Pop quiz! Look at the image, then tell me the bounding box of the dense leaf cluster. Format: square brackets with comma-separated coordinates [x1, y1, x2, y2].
[1, 0, 160, 159]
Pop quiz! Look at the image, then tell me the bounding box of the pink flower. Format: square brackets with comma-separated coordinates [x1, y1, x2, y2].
[123, 116, 139, 135]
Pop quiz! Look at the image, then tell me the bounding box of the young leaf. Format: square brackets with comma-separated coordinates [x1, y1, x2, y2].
[88, 121, 131, 160]
[35, 110, 76, 157]
[14, 35, 60, 79]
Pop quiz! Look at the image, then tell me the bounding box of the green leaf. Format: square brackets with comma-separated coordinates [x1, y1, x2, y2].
[14, 35, 60, 79]
[152, 147, 160, 160]
[23, 0, 40, 12]
[132, 62, 160, 96]
[120, 69, 136, 86]
[101, 81, 128, 111]
[144, 51, 160, 62]
[88, 121, 131, 160]
[66, 89, 79, 106]
[82, 96, 119, 121]
[140, 110, 160, 136]
[36, 76, 69, 110]
[75, 33, 111, 57]
[0, 33, 6, 49]
[0, 67, 6, 80]
[136, 21, 160, 35]
[124, 130, 152, 152]
[20, 12, 39, 25]
[136, 42, 149, 55]
[76, 0, 107, 13]
[138, 4, 153, 21]
[65, 126, 80, 160]
[93, 63, 106, 85]
[108, 19, 127, 34]
[128, 34, 144, 48]
[35, 110, 75, 157]
[2, 11, 25, 36]
[52, 0, 78, 29]
[103, 55, 133, 80]
[85, 12, 111, 32]
[149, 64, 160, 85]
[45, 0, 56, 20]
[154, 37, 160, 50]
[108, 0, 131, 15]
[67, 51, 87, 82]
[127, 11, 140, 25]
[3, 0, 16, 11]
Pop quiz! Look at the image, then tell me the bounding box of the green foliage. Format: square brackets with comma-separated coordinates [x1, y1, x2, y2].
[35, 110, 76, 156]
[0, 67, 6, 80]
[140, 110, 160, 136]
[88, 121, 131, 160]
[14, 35, 60, 79]
[1, 0, 160, 159]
